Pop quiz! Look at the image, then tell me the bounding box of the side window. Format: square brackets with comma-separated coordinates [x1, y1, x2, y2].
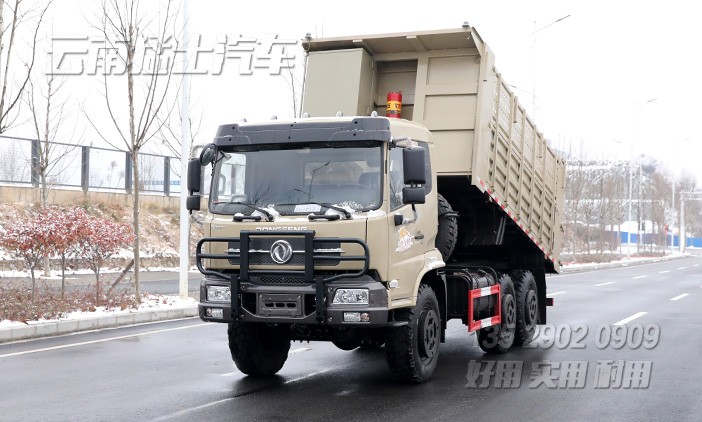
[389, 141, 432, 210]
[417, 141, 432, 194]
[389, 148, 404, 210]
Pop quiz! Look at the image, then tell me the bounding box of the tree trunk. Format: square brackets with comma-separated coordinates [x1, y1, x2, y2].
[107, 258, 134, 296]
[96, 270, 101, 305]
[61, 254, 66, 300]
[132, 150, 141, 302]
[30, 266, 36, 303]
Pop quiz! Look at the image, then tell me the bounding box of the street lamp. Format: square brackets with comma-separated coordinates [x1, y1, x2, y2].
[630, 97, 657, 254]
[614, 140, 635, 256]
[531, 14, 571, 119]
[670, 138, 695, 254]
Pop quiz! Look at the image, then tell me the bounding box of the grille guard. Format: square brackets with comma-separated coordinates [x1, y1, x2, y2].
[196, 230, 370, 322]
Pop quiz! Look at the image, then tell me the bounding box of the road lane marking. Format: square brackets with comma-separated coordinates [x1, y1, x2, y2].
[220, 369, 240, 377]
[547, 291, 566, 296]
[678, 267, 687, 270]
[151, 397, 235, 422]
[614, 312, 647, 326]
[595, 282, 614, 286]
[634, 275, 646, 279]
[670, 293, 689, 301]
[284, 367, 336, 384]
[659, 270, 669, 274]
[694, 264, 700, 267]
[155, 356, 379, 422]
[0, 323, 209, 358]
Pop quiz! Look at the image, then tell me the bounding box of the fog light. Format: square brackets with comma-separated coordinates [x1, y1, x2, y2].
[343, 312, 361, 322]
[333, 288, 369, 305]
[207, 286, 231, 302]
[206, 308, 224, 319]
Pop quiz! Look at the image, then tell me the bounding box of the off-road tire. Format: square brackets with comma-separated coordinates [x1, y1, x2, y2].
[385, 284, 441, 383]
[478, 274, 517, 353]
[436, 194, 458, 261]
[511, 270, 539, 346]
[228, 321, 290, 376]
[359, 330, 385, 350]
[331, 327, 361, 351]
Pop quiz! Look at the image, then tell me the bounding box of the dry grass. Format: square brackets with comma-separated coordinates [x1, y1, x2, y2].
[0, 283, 141, 323]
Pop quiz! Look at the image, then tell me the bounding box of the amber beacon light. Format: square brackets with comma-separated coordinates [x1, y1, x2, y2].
[386, 91, 402, 118]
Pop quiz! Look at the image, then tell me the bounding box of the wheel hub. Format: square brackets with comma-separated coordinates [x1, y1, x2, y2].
[526, 290, 538, 325]
[418, 309, 439, 359]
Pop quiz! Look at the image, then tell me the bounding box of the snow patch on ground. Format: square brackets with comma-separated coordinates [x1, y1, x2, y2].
[562, 251, 689, 271]
[0, 294, 197, 329]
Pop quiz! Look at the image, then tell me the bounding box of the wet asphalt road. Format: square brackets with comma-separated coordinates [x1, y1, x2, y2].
[1, 254, 701, 421]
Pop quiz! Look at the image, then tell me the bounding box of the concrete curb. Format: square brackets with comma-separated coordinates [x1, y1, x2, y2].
[0, 306, 198, 344]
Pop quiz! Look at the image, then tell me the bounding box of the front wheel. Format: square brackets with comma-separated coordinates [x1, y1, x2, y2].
[228, 321, 290, 376]
[385, 284, 441, 383]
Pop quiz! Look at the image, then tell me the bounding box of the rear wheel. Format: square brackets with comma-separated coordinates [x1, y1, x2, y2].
[512, 271, 539, 346]
[478, 274, 517, 353]
[436, 194, 458, 261]
[385, 284, 441, 383]
[228, 321, 290, 376]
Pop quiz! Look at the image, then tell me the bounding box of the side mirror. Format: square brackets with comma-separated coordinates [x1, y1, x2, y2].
[187, 158, 202, 193]
[186, 195, 201, 211]
[402, 187, 426, 205]
[199, 143, 217, 165]
[403, 146, 426, 185]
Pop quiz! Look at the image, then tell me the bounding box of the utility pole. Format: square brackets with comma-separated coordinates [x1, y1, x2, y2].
[179, 0, 191, 300]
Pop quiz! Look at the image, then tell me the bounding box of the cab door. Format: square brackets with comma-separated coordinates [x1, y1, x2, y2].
[386, 146, 428, 304]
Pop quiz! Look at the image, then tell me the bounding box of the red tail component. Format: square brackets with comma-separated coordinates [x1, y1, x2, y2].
[467, 285, 501, 332]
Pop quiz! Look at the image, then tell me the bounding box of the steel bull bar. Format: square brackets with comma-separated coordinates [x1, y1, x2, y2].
[196, 230, 370, 322]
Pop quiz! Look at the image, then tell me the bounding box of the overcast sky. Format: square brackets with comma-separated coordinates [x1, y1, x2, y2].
[10, 0, 702, 184]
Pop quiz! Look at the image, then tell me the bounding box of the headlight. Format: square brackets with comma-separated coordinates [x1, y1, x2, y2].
[206, 286, 231, 302]
[332, 288, 369, 305]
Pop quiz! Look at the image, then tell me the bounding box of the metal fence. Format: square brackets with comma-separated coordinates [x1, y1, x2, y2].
[0, 135, 181, 195]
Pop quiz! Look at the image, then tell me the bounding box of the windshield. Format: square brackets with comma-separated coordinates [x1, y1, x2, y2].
[210, 145, 383, 215]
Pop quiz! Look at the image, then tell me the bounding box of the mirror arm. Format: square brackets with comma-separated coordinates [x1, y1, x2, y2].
[395, 205, 418, 226]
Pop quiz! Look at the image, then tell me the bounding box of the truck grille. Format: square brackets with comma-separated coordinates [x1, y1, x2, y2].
[255, 276, 309, 285]
[227, 238, 341, 266]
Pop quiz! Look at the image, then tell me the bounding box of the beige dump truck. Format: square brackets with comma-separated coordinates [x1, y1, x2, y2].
[187, 27, 565, 383]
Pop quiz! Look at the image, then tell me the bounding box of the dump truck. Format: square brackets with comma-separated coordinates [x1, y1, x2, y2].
[187, 26, 565, 383]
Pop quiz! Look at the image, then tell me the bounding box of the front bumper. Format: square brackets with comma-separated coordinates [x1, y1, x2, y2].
[196, 230, 384, 325]
[199, 275, 389, 326]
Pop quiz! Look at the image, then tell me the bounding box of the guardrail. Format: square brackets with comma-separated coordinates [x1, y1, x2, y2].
[0, 135, 181, 195]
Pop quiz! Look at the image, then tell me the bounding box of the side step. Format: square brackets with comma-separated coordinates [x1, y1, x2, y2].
[467, 285, 501, 332]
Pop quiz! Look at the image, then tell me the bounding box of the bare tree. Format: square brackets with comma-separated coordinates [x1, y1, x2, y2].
[85, 0, 180, 301]
[26, 38, 80, 208]
[0, 0, 51, 134]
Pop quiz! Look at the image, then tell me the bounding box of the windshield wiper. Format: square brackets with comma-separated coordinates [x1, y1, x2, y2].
[225, 201, 274, 221]
[277, 202, 352, 220]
